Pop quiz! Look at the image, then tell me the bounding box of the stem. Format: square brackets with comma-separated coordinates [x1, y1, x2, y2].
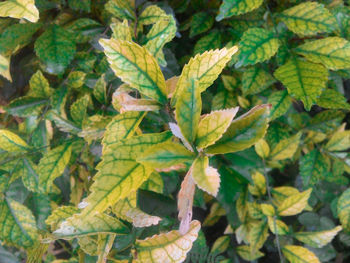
[262, 159, 284, 263]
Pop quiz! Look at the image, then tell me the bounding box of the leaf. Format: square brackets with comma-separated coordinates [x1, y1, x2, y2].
[79, 132, 171, 218]
[216, 0, 263, 21]
[141, 172, 163, 193]
[326, 130, 350, 151]
[68, 0, 90, 12]
[138, 5, 168, 25]
[171, 46, 238, 106]
[102, 111, 145, 151]
[206, 104, 270, 154]
[0, 54, 11, 81]
[99, 38, 167, 103]
[300, 149, 330, 186]
[0, 0, 39, 22]
[248, 171, 266, 196]
[93, 75, 107, 104]
[193, 30, 221, 55]
[111, 19, 132, 41]
[70, 95, 90, 126]
[191, 156, 220, 196]
[267, 217, 289, 235]
[47, 111, 81, 135]
[236, 27, 279, 68]
[294, 226, 342, 248]
[133, 220, 200, 263]
[295, 37, 350, 70]
[34, 25, 76, 75]
[137, 141, 195, 169]
[96, 234, 115, 263]
[175, 79, 201, 143]
[236, 245, 264, 261]
[212, 89, 237, 110]
[190, 12, 214, 37]
[338, 188, 350, 231]
[274, 58, 328, 110]
[254, 139, 270, 159]
[279, 2, 337, 36]
[105, 0, 135, 21]
[53, 213, 129, 239]
[249, 220, 269, 252]
[0, 129, 29, 152]
[46, 206, 79, 231]
[268, 90, 292, 120]
[318, 89, 350, 110]
[195, 107, 239, 149]
[242, 67, 275, 95]
[270, 132, 302, 161]
[16, 158, 40, 192]
[282, 245, 320, 263]
[125, 208, 162, 228]
[277, 188, 312, 216]
[5, 96, 48, 117]
[28, 70, 53, 98]
[38, 143, 72, 193]
[66, 71, 86, 89]
[210, 236, 230, 254]
[0, 198, 38, 250]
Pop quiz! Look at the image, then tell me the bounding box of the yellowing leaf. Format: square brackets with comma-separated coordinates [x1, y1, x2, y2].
[111, 19, 132, 41]
[338, 188, 350, 231]
[175, 79, 201, 143]
[248, 171, 266, 196]
[236, 245, 264, 261]
[28, 70, 53, 98]
[270, 132, 302, 161]
[141, 171, 163, 193]
[113, 90, 161, 113]
[206, 104, 270, 154]
[268, 90, 292, 120]
[99, 39, 167, 103]
[203, 202, 226, 226]
[210, 236, 230, 254]
[236, 27, 279, 68]
[133, 220, 200, 263]
[171, 46, 238, 106]
[282, 245, 320, 263]
[325, 130, 350, 151]
[191, 156, 220, 196]
[0, 0, 39, 22]
[137, 141, 195, 169]
[277, 188, 312, 216]
[272, 186, 299, 206]
[294, 226, 342, 248]
[247, 202, 264, 219]
[195, 107, 239, 149]
[249, 220, 269, 252]
[300, 149, 330, 186]
[105, 0, 135, 21]
[0, 129, 29, 152]
[138, 5, 168, 25]
[242, 67, 275, 95]
[255, 139, 270, 159]
[38, 143, 72, 193]
[70, 95, 90, 126]
[274, 58, 328, 110]
[216, 0, 263, 21]
[126, 208, 162, 228]
[317, 89, 350, 110]
[279, 2, 337, 36]
[97, 234, 116, 263]
[0, 54, 11, 81]
[267, 217, 289, 235]
[295, 37, 350, 70]
[261, 204, 275, 216]
[46, 206, 79, 231]
[66, 71, 86, 89]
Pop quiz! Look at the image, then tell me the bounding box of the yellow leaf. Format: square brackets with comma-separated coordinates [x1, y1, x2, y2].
[277, 188, 312, 216]
[171, 46, 238, 106]
[46, 206, 79, 231]
[210, 236, 230, 254]
[338, 188, 350, 231]
[111, 19, 132, 41]
[325, 130, 350, 151]
[270, 132, 302, 161]
[191, 156, 220, 196]
[97, 234, 116, 263]
[28, 70, 53, 98]
[0, 54, 11, 81]
[195, 107, 239, 149]
[267, 217, 289, 235]
[247, 202, 264, 219]
[261, 204, 275, 216]
[249, 220, 269, 252]
[113, 191, 137, 221]
[294, 226, 342, 248]
[138, 5, 168, 25]
[248, 171, 266, 197]
[0, 129, 29, 152]
[282, 245, 320, 263]
[100, 39, 167, 103]
[255, 139, 270, 159]
[236, 190, 248, 222]
[133, 220, 200, 263]
[236, 245, 264, 261]
[203, 202, 226, 226]
[272, 186, 300, 206]
[0, 0, 39, 22]
[165, 76, 179, 98]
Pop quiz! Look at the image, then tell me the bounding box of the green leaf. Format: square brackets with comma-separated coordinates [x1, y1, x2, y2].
[216, 0, 263, 21]
[206, 104, 270, 154]
[236, 27, 279, 68]
[105, 0, 135, 21]
[294, 226, 342, 248]
[274, 58, 328, 110]
[0, 129, 29, 152]
[192, 156, 221, 196]
[268, 90, 292, 120]
[99, 39, 167, 103]
[47, 110, 81, 135]
[241, 66, 275, 95]
[279, 2, 337, 36]
[277, 188, 312, 216]
[282, 245, 320, 263]
[65, 18, 102, 44]
[195, 107, 239, 149]
[70, 95, 90, 126]
[137, 141, 195, 169]
[0, 0, 39, 22]
[307, 110, 344, 134]
[34, 25, 76, 75]
[317, 89, 350, 110]
[28, 70, 52, 98]
[0, 197, 39, 248]
[38, 143, 72, 193]
[190, 12, 214, 37]
[211, 89, 237, 111]
[295, 37, 350, 70]
[300, 149, 330, 186]
[269, 132, 302, 161]
[171, 46, 238, 106]
[68, 0, 90, 12]
[0, 54, 10, 81]
[175, 79, 201, 144]
[193, 30, 221, 55]
[338, 188, 350, 231]
[5, 96, 48, 117]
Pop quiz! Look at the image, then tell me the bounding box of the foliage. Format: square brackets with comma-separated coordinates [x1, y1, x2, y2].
[1, 0, 350, 262]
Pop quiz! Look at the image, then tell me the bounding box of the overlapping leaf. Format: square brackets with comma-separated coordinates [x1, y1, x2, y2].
[216, 0, 263, 21]
[0, 129, 29, 152]
[0, 0, 39, 22]
[282, 245, 320, 263]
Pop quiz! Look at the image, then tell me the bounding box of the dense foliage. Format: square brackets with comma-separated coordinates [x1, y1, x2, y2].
[2, 0, 350, 262]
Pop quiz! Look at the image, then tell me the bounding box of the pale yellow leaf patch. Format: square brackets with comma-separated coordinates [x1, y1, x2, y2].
[0, 129, 29, 152]
[282, 245, 320, 263]
[277, 188, 312, 216]
[294, 226, 342, 248]
[0, 0, 39, 22]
